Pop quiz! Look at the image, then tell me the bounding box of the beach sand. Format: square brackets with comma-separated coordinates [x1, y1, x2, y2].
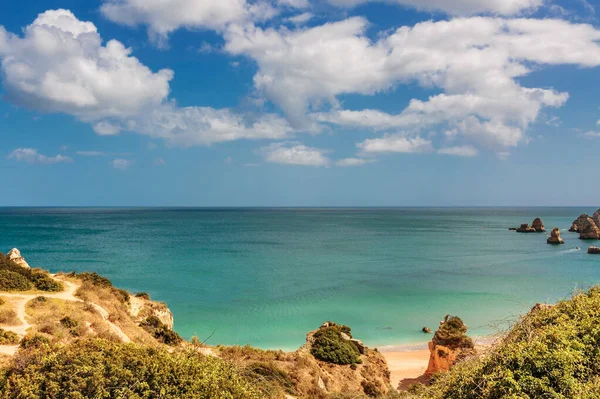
[381, 348, 430, 390]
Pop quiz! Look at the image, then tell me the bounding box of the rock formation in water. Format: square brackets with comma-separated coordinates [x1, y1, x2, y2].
[579, 217, 600, 240]
[516, 224, 536, 233]
[426, 315, 475, 376]
[531, 218, 546, 232]
[422, 326, 432, 333]
[593, 209, 600, 230]
[547, 228, 565, 245]
[589, 247, 600, 255]
[7, 248, 30, 269]
[570, 214, 589, 232]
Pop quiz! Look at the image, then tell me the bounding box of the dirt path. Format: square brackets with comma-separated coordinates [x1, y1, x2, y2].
[0, 275, 131, 355]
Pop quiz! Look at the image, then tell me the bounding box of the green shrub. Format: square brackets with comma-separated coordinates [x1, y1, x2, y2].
[0, 270, 32, 291]
[60, 316, 79, 329]
[135, 292, 151, 300]
[76, 272, 113, 288]
[0, 329, 19, 345]
[310, 323, 361, 365]
[19, 334, 50, 349]
[30, 271, 63, 292]
[432, 315, 474, 350]
[0, 338, 268, 399]
[362, 380, 383, 398]
[113, 288, 130, 304]
[139, 316, 182, 346]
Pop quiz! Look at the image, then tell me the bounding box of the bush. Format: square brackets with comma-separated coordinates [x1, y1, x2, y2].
[19, 334, 50, 349]
[139, 316, 182, 346]
[362, 380, 383, 398]
[0, 339, 268, 399]
[135, 292, 151, 300]
[0, 329, 19, 345]
[60, 316, 79, 329]
[30, 271, 63, 292]
[310, 323, 361, 365]
[113, 288, 130, 304]
[432, 315, 474, 350]
[76, 272, 113, 288]
[0, 270, 32, 291]
[245, 362, 296, 394]
[0, 309, 18, 324]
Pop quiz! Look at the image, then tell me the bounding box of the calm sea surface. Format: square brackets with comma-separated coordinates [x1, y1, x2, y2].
[0, 207, 598, 350]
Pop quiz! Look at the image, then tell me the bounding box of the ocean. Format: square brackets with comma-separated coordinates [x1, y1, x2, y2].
[0, 207, 598, 350]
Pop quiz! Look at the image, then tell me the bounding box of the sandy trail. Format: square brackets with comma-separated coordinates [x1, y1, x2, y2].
[0, 275, 131, 355]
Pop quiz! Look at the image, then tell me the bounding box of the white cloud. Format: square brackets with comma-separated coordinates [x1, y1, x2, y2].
[0, 9, 173, 122]
[8, 148, 72, 164]
[437, 145, 479, 157]
[325, 0, 543, 16]
[582, 131, 600, 138]
[100, 0, 278, 46]
[225, 17, 600, 150]
[113, 158, 133, 169]
[93, 121, 123, 136]
[336, 157, 374, 166]
[278, 0, 310, 8]
[287, 12, 313, 25]
[76, 151, 106, 156]
[357, 135, 433, 154]
[261, 142, 330, 166]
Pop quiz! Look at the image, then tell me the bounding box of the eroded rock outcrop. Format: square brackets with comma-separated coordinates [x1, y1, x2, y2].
[7, 248, 30, 269]
[593, 209, 600, 230]
[426, 315, 475, 375]
[129, 296, 174, 330]
[589, 247, 600, 255]
[516, 224, 536, 233]
[547, 228, 565, 245]
[579, 217, 600, 240]
[570, 214, 589, 232]
[532, 218, 546, 232]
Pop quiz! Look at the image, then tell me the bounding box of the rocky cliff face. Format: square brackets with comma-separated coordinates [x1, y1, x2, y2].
[426, 315, 475, 376]
[570, 214, 589, 232]
[579, 217, 600, 240]
[7, 248, 30, 269]
[129, 296, 174, 330]
[547, 228, 565, 245]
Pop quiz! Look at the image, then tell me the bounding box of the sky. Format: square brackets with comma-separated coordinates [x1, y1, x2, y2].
[0, 0, 599, 206]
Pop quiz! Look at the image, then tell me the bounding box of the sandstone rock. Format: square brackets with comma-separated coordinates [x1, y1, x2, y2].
[532, 218, 546, 232]
[351, 339, 365, 355]
[426, 315, 474, 376]
[516, 224, 536, 233]
[579, 217, 600, 240]
[589, 247, 600, 255]
[570, 214, 589, 232]
[593, 209, 600, 230]
[547, 228, 565, 245]
[6, 248, 30, 269]
[422, 326, 431, 333]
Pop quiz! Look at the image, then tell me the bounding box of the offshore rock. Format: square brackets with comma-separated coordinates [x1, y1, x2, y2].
[532, 218, 546, 232]
[570, 214, 589, 232]
[589, 247, 600, 255]
[426, 315, 475, 375]
[579, 217, 600, 240]
[547, 228, 565, 245]
[516, 224, 536, 233]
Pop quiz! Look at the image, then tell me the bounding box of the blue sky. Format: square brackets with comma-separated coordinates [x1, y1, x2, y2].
[0, 0, 599, 206]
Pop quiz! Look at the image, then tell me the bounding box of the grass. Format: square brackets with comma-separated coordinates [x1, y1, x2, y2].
[0, 297, 20, 326]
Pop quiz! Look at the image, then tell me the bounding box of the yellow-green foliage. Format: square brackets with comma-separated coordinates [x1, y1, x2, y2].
[139, 316, 182, 346]
[0, 339, 271, 399]
[0, 329, 19, 345]
[311, 323, 362, 365]
[419, 287, 600, 398]
[0, 253, 63, 292]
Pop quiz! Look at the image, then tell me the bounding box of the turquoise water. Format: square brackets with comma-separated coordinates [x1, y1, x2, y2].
[0, 207, 598, 350]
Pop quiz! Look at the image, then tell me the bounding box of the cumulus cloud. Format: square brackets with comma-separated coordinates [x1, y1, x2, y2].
[286, 12, 313, 25]
[582, 131, 600, 138]
[113, 158, 133, 169]
[100, 0, 278, 45]
[225, 17, 600, 150]
[437, 145, 479, 157]
[8, 148, 72, 164]
[76, 151, 106, 156]
[336, 157, 375, 167]
[0, 10, 294, 147]
[325, 0, 543, 16]
[357, 135, 433, 154]
[260, 142, 330, 166]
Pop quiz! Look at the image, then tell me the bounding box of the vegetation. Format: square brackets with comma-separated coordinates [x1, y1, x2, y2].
[0, 253, 63, 292]
[19, 334, 50, 349]
[135, 292, 151, 300]
[407, 287, 600, 398]
[0, 338, 269, 399]
[432, 315, 474, 351]
[0, 329, 19, 345]
[139, 316, 182, 346]
[311, 323, 362, 365]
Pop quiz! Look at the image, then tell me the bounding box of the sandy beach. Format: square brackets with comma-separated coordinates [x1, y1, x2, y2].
[380, 348, 430, 390]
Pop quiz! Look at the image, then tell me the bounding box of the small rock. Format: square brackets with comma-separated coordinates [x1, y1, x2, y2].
[350, 338, 365, 354]
[7, 248, 30, 269]
[531, 218, 546, 233]
[508, 227, 517, 231]
[422, 327, 431, 333]
[516, 223, 536, 233]
[588, 247, 600, 255]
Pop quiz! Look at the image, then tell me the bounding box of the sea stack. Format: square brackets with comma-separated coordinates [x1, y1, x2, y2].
[426, 315, 474, 376]
[547, 228, 565, 245]
[516, 224, 536, 233]
[579, 217, 600, 240]
[570, 214, 589, 232]
[531, 218, 546, 233]
[588, 247, 600, 255]
[6, 248, 30, 269]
